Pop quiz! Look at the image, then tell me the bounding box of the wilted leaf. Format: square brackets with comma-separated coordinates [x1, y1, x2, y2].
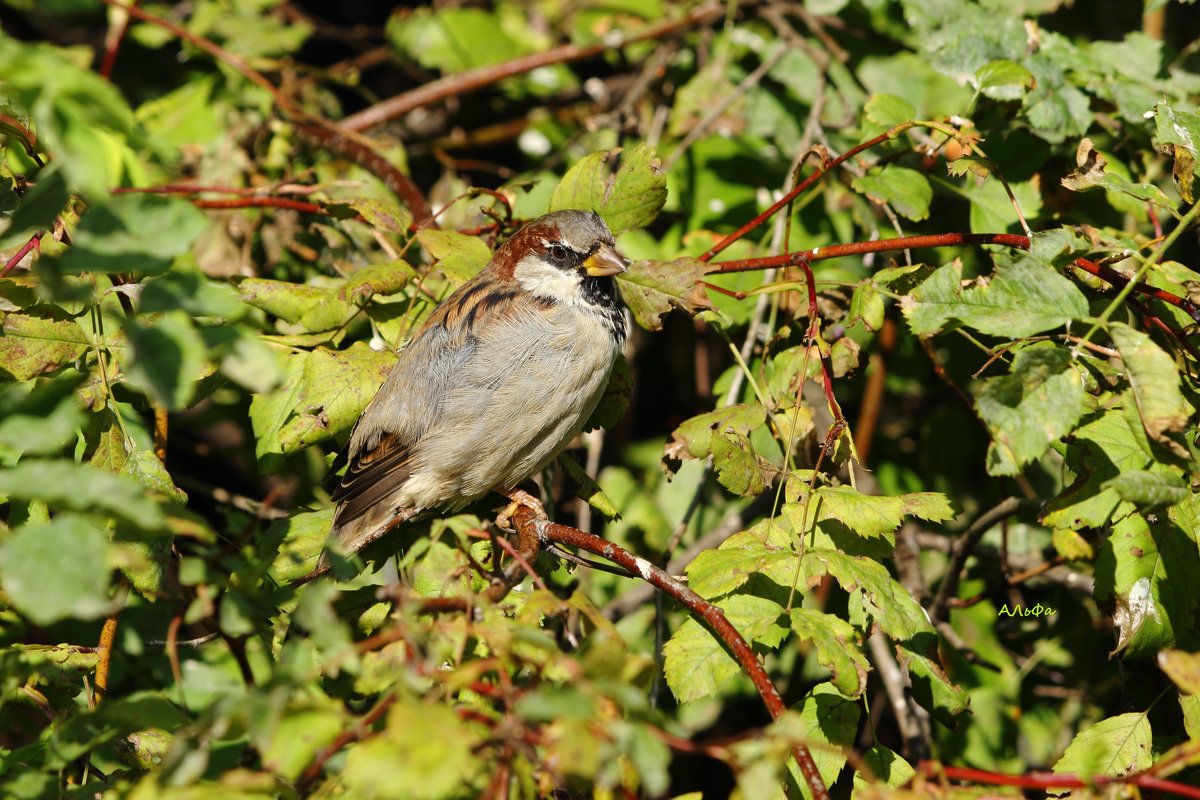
[249, 342, 394, 467]
[550, 143, 667, 235]
[1159, 650, 1200, 695]
[1154, 103, 1200, 203]
[618, 257, 712, 331]
[0, 308, 88, 380]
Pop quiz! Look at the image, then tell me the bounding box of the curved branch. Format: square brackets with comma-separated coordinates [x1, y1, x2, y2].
[513, 507, 831, 800]
[339, 4, 726, 133]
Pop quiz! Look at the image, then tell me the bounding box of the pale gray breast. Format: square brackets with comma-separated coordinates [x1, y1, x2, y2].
[423, 301, 619, 497]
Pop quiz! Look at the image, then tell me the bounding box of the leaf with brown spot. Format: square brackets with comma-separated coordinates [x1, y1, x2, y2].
[617, 257, 712, 332]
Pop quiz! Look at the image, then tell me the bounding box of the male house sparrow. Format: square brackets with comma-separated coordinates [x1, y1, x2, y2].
[313, 209, 628, 576]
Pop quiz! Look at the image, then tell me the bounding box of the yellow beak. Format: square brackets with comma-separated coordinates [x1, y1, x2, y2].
[583, 244, 627, 277]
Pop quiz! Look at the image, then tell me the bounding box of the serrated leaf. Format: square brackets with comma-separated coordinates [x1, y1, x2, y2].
[814, 486, 956, 542]
[1154, 103, 1200, 204]
[1103, 470, 1188, 508]
[663, 403, 766, 465]
[776, 684, 860, 799]
[1052, 712, 1152, 777]
[663, 595, 787, 703]
[851, 165, 932, 222]
[901, 253, 1088, 338]
[947, 155, 993, 178]
[1060, 139, 1175, 210]
[790, 608, 868, 698]
[975, 343, 1090, 476]
[1110, 322, 1191, 445]
[1043, 408, 1146, 530]
[974, 59, 1035, 100]
[249, 342, 394, 466]
[802, 548, 933, 641]
[686, 526, 795, 599]
[558, 452, 619, 520]
[853, 746, 915, 796]
[0, 515, 113, 625]
[417, 229, 492, 285]
[710, 430, 771, 497]
[0, 308, 88, 380]
[549, 143, 667, 235]
[618, 257, 712, 331]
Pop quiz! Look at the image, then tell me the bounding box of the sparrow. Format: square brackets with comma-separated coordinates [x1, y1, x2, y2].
[311, 209, 628, 577]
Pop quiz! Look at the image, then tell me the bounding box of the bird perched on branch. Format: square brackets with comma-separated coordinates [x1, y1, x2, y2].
[309, 209, 628, 579]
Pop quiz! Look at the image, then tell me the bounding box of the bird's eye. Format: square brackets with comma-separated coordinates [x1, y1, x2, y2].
[549, 244, 570, 263]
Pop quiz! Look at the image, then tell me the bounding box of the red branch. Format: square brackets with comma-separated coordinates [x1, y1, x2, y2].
[339, 3, 725, 132]
[711, 232, 1200, 325]
[192, 197, 326, 214]
[920, 762, 1200, 799]
[513, 508, 831, 800]
[2, 231, 42, 277]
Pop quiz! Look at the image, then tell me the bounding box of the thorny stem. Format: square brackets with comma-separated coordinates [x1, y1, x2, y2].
[512, 507, 831, 800]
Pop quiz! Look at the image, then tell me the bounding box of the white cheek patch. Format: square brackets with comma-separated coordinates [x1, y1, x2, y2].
[514, 255, 584, 303]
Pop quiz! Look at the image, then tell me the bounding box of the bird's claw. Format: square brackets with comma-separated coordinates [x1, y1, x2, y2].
[495, 488, 545, 531]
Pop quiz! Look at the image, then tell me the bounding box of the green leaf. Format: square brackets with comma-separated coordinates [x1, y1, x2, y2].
[417, 229, 492, 285]
[802, 548, 933, 641]
[550, 143, 668, 235]
[343, 698, 483, 800]
[814, 486, 955, 542]
[56, 195, 209, 275]
[967, 177, 1042, 234]
[1103, 470, 1188, 508]
[387, 7, 527, 74]
[558, 452, 619, 520]
[119, 310, 208, 409]
[1110, 322, 1192, 445]
[686, 525, 795, 599]
[778, 683, 861, 799]
[897, 645, 971, 728]
[663, 595, 787, 703]
[239, 278, 354, 331]
[853, 746, 915, 796]
[790, 608, 868, 698]
[0, 372, 85, 455]
[338, 260, 416, 303]
[863, 93, 916, 127]
[901, 253, 1088, 338]
[975, 343, 1090, 476]
[851, 165, 932, 222]
[618, 257, 712, 332]
[326, 196, 413, 234]
[974, 59, 1036, 100]
[0, 308, 88, 380]
[1043, 408, 1146, 530]
[249, 342, 394, 466]
[849, 284, 885, 331]
[582, 352, 631, 432]
[1060, 139, 1176, 210]
[664, 403, 766, 466]
[0, 515, 113, 625]
[1095, 513, 1200, 658]
[0, 459, 163, 528]
[1052, 712, 1152, 777]
[710, 429, 771, 497]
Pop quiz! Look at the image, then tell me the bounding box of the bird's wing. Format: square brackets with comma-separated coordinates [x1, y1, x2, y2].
[328, 315, 479, 529]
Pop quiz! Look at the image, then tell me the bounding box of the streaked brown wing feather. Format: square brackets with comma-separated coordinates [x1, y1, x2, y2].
[330, 431, 415, 528]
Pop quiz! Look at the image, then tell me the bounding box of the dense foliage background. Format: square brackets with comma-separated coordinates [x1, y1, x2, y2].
[2, 0, 1200, 797]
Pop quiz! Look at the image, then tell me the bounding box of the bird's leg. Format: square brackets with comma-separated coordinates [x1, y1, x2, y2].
[494, 487, 546, 532]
